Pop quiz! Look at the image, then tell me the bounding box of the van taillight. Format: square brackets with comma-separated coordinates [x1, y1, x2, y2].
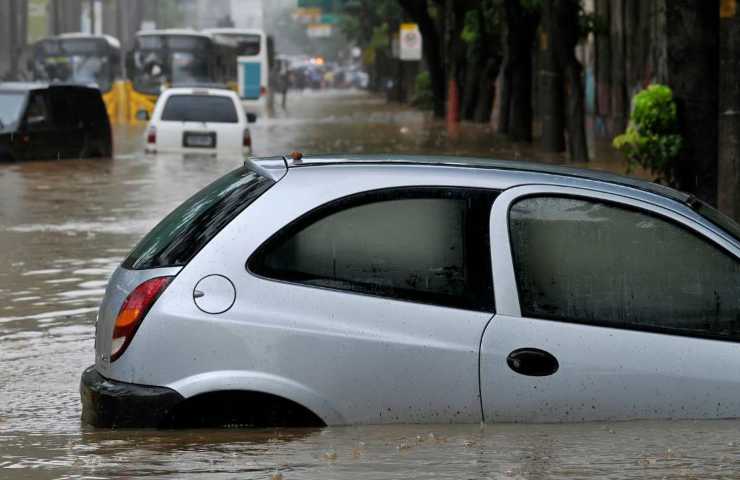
[147, 126, 157, 144]
[243, 129, 252, 148]
[111, 276, 172, 361]
[260, 86, 267, 97]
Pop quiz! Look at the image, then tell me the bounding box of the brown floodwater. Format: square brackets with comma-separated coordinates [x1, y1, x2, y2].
[1, 89, 737, 479]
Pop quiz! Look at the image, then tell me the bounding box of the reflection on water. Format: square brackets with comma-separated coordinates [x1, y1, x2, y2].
[0, 90, 692, 479]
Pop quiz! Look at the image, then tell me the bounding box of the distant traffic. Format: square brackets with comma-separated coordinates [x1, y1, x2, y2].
[13, 28, 368, 126]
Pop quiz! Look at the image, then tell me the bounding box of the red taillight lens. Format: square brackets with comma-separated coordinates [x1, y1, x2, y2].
[147, 126, 157, 144]
[260, 86, 267, 97]
[243, 128, 252, 148]
[111, 276, 172, 362]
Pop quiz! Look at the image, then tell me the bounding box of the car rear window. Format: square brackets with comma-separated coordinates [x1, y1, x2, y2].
[160, 94, 239, 123]
[123, 166, 273, 270]
[0, 92, 26, 128]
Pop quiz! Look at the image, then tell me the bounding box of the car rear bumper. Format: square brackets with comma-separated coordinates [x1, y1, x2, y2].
[80, 365, 183, 428]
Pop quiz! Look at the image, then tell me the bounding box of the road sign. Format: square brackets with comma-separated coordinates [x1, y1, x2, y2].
[400, 23, 422, 61]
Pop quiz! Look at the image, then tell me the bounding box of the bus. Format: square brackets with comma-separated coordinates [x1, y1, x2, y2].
[29, 33, 126, 123]
[203, 28, 271, 115]
[127, 29, 237, 123]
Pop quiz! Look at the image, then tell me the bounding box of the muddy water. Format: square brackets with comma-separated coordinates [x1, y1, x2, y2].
[1, 90, 737, 479]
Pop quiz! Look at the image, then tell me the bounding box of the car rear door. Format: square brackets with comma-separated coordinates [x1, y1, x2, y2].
[481, 185, 740, 422]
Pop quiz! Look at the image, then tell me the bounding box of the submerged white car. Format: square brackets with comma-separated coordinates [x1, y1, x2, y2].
[81, 155, 740, 428]
[142, 87, 253, 155]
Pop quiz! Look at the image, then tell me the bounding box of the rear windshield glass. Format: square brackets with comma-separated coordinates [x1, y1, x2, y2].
[123, 166, 273, 270]
[161, 94, 239, 123]
[0, 92, 26, 129]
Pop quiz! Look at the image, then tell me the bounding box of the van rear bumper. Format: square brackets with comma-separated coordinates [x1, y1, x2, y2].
[80, 365, 183, 428]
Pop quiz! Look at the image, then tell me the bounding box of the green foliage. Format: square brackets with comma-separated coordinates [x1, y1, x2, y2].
[613, 84, 683, 183]
[461, 10, 480, 45]
[411, 71, 434, 110]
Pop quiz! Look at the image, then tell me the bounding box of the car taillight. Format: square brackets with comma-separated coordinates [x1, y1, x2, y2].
[111, 276, 172, 362]
[243, 128, 252, 148]
[260, 86, 267, 97]
[147, 126, 157, 144]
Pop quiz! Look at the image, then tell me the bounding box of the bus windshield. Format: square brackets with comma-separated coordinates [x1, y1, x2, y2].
[211, 33, 261, 56]
[132, 35, 211, 95]
[32, 39, 114, 92]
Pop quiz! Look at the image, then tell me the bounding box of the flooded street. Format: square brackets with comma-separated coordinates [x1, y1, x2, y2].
[1, 90, 738, 479]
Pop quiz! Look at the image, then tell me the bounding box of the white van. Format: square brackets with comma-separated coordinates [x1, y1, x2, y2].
[203, 28, 269, 116]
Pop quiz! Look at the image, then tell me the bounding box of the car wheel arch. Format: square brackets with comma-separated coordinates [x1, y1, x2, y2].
[167, 370, 346, 426]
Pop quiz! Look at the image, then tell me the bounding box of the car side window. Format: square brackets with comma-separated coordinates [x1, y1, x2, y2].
[249, 188, 496, 312]
[509, 195, 740, 340]
[24, 93, 50, 131]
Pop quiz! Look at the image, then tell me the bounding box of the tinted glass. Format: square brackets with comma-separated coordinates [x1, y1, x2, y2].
[251, 189, 495, 311]
[171, 52, 210, 85]
[161, 95, 239, 123]
[510, 196, 740, 340]
[0, 93, 26, 129]
[25, 93, 49, 130]
[124, 166, 273, 270]
[213, 34, 261, 56]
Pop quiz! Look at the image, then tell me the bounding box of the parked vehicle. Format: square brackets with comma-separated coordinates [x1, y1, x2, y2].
[29, 33, 125, 123]
[81, 155, 740, 428]
[141, 86, 253, 156]
[0, 83, 112, 162]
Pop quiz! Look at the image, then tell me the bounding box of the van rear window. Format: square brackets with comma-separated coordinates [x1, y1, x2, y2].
[123, 166, 273, 270]
[161, 95, 239, 123]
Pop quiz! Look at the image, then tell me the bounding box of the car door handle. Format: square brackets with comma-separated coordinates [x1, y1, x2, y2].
[506, 348, 559, 377]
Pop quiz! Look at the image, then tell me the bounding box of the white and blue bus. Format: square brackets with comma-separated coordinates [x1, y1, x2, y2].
[203, 28, 271, 115]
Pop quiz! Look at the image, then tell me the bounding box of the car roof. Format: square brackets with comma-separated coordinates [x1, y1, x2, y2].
[51, 32, 121, 49]
[0, 82, 49, 92]
[0, 82, 100, 94]
[203, 28, 264, 36]
[250, 154, 740, 246]
[278, 154, 692, 204]
[163, 87, 237, 97]
[137, 29, 210, 38]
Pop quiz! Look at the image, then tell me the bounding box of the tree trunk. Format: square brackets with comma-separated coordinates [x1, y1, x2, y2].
[539, 0, 565, 152]
[498, 59, 512, 134]
[399, 0, 446, 117]
[609, 0, 628, 136]
[719, 1, 740, 219]
[461, 54, 482, 120]
[594, 0, 611, 133]
[500, 0, 538, 142]
[665, 0, 718, 203]
[553, 0, 589, 162]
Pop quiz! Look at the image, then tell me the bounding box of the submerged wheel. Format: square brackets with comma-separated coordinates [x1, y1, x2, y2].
[165, 390, 326, 428]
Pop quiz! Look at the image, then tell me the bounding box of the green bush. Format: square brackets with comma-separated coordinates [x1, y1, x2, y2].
[411, 71, 434, 110]
[613, 84, 683, 183]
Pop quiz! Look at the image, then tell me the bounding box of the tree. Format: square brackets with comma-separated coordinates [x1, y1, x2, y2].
[398, 0, 446, 117]
[539, 0, 565, 152]
[719, 2, 740, 219]
[665, 0, 718, 204]
[552, 0, 588, 162]
[498, 0, 539, 141]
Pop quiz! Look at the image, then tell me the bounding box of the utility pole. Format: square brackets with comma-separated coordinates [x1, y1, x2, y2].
[719, 0, 740, 219]
[89, 0, 96, 34]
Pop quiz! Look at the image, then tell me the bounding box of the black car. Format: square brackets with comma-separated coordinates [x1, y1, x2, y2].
[0, 83, 112, 162]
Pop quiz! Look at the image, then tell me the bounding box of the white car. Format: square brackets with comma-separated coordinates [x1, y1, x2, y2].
[81, 155, 740, 428]
[142, 87, 252, 155]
